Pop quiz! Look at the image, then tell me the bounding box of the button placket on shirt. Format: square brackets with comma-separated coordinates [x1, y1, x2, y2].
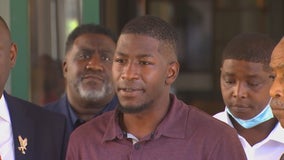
[134, 143, 141, 150]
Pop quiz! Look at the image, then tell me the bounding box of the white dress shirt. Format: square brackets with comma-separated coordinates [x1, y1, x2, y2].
[214, 110, 284, 160]
[0, 94, 15, 160]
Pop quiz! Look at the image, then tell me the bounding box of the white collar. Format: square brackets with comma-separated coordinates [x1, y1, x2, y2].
[222, 110, 284, 144]
[268, 122, 284, 144]
[0, 93, 11, 123]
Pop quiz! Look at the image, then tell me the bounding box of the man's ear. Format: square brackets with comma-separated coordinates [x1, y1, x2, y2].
[165, 62, 179, 85]
[62, 58, 68, 78]
[10, 43, 17, 68]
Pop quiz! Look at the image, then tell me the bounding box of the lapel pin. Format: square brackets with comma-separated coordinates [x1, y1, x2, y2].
[18, 135, 28, 154]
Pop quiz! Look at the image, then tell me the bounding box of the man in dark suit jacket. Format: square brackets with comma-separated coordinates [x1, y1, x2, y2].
[44, 24, 118, 137]
[0, 16, 67, 160]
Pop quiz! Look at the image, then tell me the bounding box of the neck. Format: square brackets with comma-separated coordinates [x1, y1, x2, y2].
[67, 93, 113, 121]
[121, 97, 170, 140]
[231, 116, 278, 146]
[74, 109, 98, 121]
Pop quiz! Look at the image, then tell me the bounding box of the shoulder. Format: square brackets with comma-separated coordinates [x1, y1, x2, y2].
[6, 93, 66, 123]
[187, 106, 233, 132]
[171, 98, 236, 140]
[171, 96, 235, 135]
[75, 110, 114, 134]
[5, 94, 68, 159]
[44, 95, 66, 111]
[183, 105, 246, 158]
[69, 110, 115, 144]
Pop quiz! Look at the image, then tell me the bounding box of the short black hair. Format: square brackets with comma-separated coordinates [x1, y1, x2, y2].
[65, 24, 116, 53]
[222, 33, 276, 70]
[121, 15, 178, 60]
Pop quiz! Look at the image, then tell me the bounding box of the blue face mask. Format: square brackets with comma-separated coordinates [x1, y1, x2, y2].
[225, 103, 274, 129]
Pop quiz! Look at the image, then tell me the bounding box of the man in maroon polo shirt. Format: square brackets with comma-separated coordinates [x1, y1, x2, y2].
[66, 15, 247, 160]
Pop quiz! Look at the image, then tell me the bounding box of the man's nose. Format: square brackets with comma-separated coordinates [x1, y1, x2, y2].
[270, 79, 283, 98]
[121, 62, 139, 81]
[85, 55, 103, 71]
[232, 82, 248, 99]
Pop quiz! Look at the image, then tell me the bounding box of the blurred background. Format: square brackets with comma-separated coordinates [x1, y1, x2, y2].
[1, 0, 283, 115]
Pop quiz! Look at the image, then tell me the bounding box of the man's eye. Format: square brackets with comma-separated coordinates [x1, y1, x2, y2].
[247, 82, 259, 87]
[225, 80, 234, 84]
[114, 58, 125, 64]
[78, 54, 91, 60]
[269, 74, 276, 81]
[223, 78, 234, 84]
[139, 61, 152, 65]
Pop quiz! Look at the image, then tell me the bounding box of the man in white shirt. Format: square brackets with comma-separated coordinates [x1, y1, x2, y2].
[269, 36, 284, 160]
[269, 37, 284, 128]
[214, 33, 284, 160]
[0, 94, 14, 159]
[0, 16, 67, 160]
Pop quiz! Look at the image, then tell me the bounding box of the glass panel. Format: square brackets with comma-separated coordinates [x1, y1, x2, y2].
[30, 0, 81, 105]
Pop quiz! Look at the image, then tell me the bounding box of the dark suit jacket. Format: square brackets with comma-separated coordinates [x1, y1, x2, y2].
[5, 92, 67, 160]
[44, 94, 74, 138]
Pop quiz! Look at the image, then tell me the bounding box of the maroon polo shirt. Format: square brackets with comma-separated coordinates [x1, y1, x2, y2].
[66, 94, 247, 160]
